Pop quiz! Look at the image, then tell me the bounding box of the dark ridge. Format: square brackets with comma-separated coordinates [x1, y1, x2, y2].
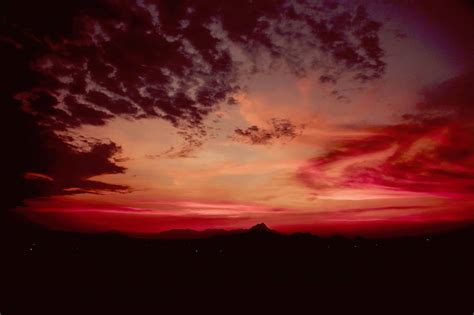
[2, 212, 474, 312]
[249, 222, 272, 232]
[147, 223, 275, 239]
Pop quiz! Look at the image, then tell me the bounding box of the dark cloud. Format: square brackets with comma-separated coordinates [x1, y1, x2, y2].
[145, 141, 203, 159]
[1, 0, 386, 209]
[4, 0, 386, 131]
[319, 75, 337, 84]
[417, 71, 474, 118]
[43, 140, 129, 195]
[233, 118, 303, 145]
[1, 100, 129, 210]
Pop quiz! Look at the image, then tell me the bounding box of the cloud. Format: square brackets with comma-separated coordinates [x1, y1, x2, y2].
[23, 172, 54, 182]
[145, 143, 201, 159]
[417, 71, 474, 118]
[298, 72, 474, 198]
[1, 100, 129, 209]
[233, 118, 304, 145]
[299, 119, 474, 198]
[1, 0, 386, 208]
[23, 129, 130, 197]
[6, 0, 386, 132]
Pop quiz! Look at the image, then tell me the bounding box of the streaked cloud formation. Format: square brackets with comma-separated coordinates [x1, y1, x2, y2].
[298, 71, 474, 200]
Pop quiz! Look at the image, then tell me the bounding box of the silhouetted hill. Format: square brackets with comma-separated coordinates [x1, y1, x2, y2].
[147, 223, 276, 239]
[2, 213, 474, 313]
[249, 222, 271, 232]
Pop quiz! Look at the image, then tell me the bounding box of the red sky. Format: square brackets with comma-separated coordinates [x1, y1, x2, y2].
[6, 0, 474, 236]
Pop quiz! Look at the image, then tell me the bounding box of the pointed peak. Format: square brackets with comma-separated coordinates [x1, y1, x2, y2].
[249, 223, 271, 231]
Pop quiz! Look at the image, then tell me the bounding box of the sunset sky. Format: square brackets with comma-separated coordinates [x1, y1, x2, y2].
[3, 0, 474, 236]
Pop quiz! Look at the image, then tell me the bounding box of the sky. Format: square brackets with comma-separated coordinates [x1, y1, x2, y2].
[2, 0, 474, 236]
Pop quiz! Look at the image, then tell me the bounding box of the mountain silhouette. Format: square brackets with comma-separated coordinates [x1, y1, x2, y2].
[153, 223, 275, 239]
[2, 212, 474, 313]
[249, 223, 271, 232]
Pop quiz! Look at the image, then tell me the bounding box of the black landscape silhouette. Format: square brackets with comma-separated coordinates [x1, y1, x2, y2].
[1, 212, 473, 313]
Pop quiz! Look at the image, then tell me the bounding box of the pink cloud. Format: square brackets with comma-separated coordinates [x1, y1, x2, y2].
[298, 118, 474, 199]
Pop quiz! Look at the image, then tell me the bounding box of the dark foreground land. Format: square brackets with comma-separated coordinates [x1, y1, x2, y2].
[1, 214, 473, 314]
